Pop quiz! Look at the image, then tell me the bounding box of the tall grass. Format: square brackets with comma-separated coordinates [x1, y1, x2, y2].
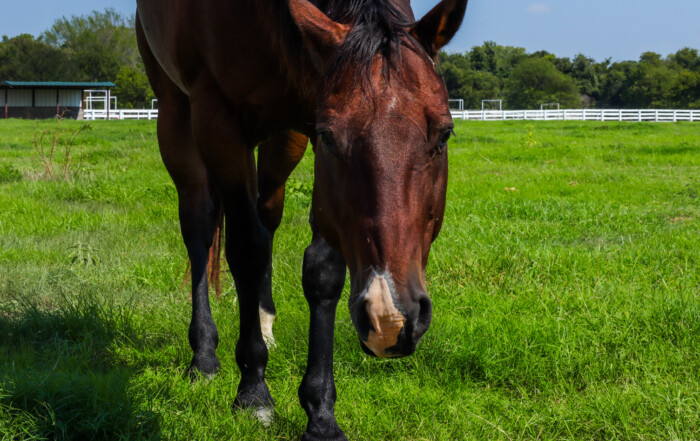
[0, 119, 698, 440]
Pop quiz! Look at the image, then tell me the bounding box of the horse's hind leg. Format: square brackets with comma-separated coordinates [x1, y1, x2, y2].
[138, 23, 221, 378]
[257, 131, 308, 348]
[159, 97, 222, 378]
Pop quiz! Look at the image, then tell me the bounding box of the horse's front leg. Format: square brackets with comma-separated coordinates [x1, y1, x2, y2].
[299, 214, 347, 441]
[189, 81, 273, 418]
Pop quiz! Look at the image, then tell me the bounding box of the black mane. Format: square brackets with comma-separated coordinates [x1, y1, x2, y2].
[316, 0, 416, 87]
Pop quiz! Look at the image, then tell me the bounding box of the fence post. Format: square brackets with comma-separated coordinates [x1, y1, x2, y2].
[673, 110, 677, 122]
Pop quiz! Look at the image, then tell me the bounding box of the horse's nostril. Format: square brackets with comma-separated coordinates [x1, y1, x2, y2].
[418, 295, 432, 319]
[414, 295, 432, 340]
[353, 297, 372, 340]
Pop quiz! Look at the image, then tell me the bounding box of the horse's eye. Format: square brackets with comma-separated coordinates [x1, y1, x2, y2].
[318, 131, 336, 154]
[440, 129, 453, 146]
[431, 129, 453, 158]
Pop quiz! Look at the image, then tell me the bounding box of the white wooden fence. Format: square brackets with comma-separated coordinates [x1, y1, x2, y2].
[449, 108, 700, 122]
[84, 108, 700, 123]
[83, 109, 159, 120]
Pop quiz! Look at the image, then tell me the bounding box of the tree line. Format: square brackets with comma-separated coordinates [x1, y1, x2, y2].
[2, 10, 699, 110]
[439, 42, 700, 109]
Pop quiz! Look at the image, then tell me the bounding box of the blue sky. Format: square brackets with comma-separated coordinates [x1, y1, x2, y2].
[2, 0, 699, 61]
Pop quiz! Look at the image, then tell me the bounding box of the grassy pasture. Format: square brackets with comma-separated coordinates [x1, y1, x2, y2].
[0, 118, 698, 440]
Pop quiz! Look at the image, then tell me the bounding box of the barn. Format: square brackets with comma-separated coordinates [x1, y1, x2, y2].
[0, 81, 115, 119]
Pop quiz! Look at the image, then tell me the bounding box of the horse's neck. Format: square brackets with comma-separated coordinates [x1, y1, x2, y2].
[257, 0, 320, 107]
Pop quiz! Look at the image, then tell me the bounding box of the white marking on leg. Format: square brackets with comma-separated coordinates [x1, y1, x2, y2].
[259, 306, 276, 349]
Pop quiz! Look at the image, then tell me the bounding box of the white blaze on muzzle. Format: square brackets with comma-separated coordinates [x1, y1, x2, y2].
[363, 275, 406, 358]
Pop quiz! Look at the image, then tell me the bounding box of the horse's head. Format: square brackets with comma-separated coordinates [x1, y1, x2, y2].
[290, 0, 467, 357]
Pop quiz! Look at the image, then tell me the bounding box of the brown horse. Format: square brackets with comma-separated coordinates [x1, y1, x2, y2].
[136, 0, 467, 438]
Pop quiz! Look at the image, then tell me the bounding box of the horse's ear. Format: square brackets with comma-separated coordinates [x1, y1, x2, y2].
[410, 0, 468, 59]
[289, 0, 349, 72]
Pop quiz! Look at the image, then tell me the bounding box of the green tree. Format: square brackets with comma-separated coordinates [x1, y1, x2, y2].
[0, 34, 77, 81]
[570, 54, 601, 102]
[667, 48, 700, 108]
[42, 9, 139, 82]
[440, 42, 700, 109]
[439, 50, 503, 108]
[114, 65, 155, 109]
[470, 41, 497, 73]
[458, 70, 501, 109]
[504, 57, 581, 109]
[439, 61, 464, 99]
[491, 45, 527, 78]
[598, 60, 636, 108]
[38, 9, 153, 108]
[669, 47, 700, 71]
[621, 52, 674, 107]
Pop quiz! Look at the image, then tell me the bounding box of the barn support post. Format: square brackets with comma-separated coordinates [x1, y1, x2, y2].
[4, 89, 7, 119]
[106, 89, 111, 120]
[56, 89, 60, 117]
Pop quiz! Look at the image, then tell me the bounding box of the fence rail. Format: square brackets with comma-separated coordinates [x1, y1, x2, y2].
[450, 109, 700, 122]
[84, 108, 700, 123]
[83, 109, 159, 120]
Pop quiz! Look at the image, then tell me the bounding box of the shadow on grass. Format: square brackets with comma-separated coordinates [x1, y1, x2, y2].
[0, 294, 162, 440]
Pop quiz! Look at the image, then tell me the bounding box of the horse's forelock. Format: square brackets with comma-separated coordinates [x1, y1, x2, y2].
[322, 0, 416, 90]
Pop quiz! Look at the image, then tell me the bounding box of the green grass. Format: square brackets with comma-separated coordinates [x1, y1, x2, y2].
[0, 118, 698, 440]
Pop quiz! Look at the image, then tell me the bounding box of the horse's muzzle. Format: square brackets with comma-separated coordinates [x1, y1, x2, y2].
[351, 272, 432, 358]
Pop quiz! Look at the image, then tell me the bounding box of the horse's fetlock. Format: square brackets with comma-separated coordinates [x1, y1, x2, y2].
[189, 353, 221, 380]
[234, 378, 274, 410]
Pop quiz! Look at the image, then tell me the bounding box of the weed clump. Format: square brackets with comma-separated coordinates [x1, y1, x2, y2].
[0, 164, 22, 182]
[32, 115, 91, 180]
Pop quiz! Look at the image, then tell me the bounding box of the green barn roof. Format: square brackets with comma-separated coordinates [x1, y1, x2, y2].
[0, 81, 116, 89]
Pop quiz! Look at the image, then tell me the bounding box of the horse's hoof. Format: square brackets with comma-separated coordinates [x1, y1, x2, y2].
[233, 388, 275, 427]
[233, 379, 274, 413]
[301, 420, 347, 441]
[301, 429, 348, 441]
[253, 406, 274, 426]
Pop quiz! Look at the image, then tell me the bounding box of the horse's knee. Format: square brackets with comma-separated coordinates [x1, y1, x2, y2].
[226, 219, 271, 283]
[302, 238, 346, 304]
